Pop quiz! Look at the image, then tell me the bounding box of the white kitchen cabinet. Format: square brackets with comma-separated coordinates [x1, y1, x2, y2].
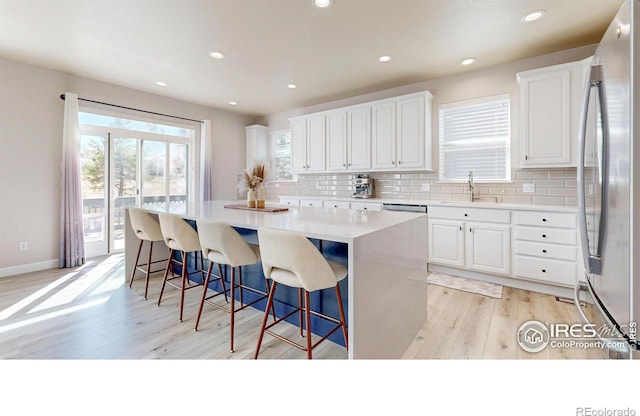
[245, 125, 268, 170]
[372, 92, 432, 171]
[428, 206, 511, 275]
[512, 210, 578, 286]
[326, 106, 371, 172]
[517, 58, 590, 167]
[291, 115, 326, 173]
[279, 197, 300, 206]
[465, 222, 511, 275]
[428, 219, 465, 268]
[349, 201, 382, 211]
[299, 199, 324, 207]
[323, 200, 351, 209]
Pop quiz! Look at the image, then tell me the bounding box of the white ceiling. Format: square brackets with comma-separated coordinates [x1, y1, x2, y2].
[0, 0, 624, 116]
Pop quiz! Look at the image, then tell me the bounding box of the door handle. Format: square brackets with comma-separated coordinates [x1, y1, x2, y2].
[577, 64, 609, 275]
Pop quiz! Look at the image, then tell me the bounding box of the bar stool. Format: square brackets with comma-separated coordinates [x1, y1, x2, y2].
[194, 220, 275, 352]
[254, 228, 348, 359]
[127, 209, 166, 299]
[157, 213, 205, 322]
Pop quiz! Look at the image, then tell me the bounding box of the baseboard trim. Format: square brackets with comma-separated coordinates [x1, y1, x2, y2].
[0, 259, 59, 278]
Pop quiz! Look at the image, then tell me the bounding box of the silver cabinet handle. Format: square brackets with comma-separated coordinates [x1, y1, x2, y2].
[577, 64, 609, 275]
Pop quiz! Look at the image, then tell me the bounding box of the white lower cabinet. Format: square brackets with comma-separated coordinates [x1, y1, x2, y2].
[349, 201, 383, 211]
[428, 207, 511, 275]
[279, 198, 300, 206]
[323, 200, 351, 209]
[299, 199, 324, 207]
[512, 210, 578, 286]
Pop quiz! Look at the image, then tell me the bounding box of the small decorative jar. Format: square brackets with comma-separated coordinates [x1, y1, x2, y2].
[247, 188, 257, 208]
[256, 183, 266, 209]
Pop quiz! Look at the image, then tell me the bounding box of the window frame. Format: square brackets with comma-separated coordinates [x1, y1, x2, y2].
[437, 94, 512, 184]
[269, 128, 297, 183]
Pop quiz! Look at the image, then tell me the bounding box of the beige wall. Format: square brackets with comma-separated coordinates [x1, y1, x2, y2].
[0, 57, 253, 273]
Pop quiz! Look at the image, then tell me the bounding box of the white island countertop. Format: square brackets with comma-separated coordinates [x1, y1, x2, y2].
[125, 200, 429, 359]
[130, 199, 427, 243]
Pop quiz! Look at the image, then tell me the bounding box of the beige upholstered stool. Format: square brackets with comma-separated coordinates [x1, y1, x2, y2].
[127, 209, 166, 299]
[157, 213, 205, 322]
[194, 220, 274, 352]
[254, 228, 348, 359]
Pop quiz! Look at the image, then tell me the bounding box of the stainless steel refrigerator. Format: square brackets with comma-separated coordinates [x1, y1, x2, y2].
[575, 0, 640, 358]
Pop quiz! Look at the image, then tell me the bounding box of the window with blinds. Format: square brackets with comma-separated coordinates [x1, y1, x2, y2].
[439, 94, 511, 182]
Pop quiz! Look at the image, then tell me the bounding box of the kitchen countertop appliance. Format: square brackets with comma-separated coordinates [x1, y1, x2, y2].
[352, 174, 374, 198]
[575, 0, 640, 358]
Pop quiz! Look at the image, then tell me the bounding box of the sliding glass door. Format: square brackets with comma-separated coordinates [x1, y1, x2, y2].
[79, 112, 195, 257]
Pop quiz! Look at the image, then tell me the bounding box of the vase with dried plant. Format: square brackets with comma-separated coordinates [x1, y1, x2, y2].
[238, 163, 267, 208]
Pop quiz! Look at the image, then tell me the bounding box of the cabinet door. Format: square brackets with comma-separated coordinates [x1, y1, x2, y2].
[396, 95, 425, 169]
[350, 201, 382, 211]
[348, 106, 371, 170]
[371, 101, 397, 170]
[466, 223, 510, 275]
[326, 111, 348, 171]
[520, 69, 571, 166]
[306, 114, 326, 172]
[291, 118, 307, 172]
[428, 219, 465, 267]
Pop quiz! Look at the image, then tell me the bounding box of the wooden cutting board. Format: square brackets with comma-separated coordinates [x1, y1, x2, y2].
[224, 204, 289, 213]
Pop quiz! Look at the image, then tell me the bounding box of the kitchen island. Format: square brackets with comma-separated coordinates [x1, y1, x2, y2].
[124, 200, 429, 359]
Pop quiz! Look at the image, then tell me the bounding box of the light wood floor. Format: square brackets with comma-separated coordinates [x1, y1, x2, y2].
[0, 254, 607, 359]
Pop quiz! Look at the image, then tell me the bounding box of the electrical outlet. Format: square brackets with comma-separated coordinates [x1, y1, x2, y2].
[421, 183, 431, 192]
[523, 183, 535, 193]
[19, 241, 28, 251]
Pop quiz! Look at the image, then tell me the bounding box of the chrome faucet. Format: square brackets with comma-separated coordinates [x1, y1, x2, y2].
[468, 171, 479, 202]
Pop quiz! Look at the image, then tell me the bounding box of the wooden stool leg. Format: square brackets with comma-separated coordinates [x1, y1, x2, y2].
[143, 241, 154, 299]
[230, 266, 236, 352]
[298, 288, 304, 337]
[158, 249, 174, 306]
[129, 239, 144, 288]
[218, 264, 228, 302]
[195, 261, 214, 331]
[179, 251, 187, 322]
[304, 290, 312, 359]
[254, 282, 277, 359]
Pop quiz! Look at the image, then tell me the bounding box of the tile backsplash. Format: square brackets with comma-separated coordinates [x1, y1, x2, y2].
[255, 168, 578, 207]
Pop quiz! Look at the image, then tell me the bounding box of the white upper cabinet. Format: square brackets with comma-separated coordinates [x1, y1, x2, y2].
[326, 110, 348, 171]
[290, 90, 432, 174]
[372, 91, 433, 171]
[245, 124, 268, 170]
[347, 106, 372, 170]
[291, 114, 326, 173]
[517, 58, 590, 167]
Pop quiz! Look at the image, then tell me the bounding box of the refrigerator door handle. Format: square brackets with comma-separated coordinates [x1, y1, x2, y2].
[577, 64, 609, 275]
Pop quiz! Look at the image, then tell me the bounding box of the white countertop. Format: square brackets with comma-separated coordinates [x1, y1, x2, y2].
[277, 195, 578, 213]
[128, 200, 425, 243]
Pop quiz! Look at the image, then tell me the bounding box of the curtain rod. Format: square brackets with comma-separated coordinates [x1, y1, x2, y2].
[59, 94, 204, 124]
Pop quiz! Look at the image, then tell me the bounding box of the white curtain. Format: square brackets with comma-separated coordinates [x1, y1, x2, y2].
[59, 92, 85, 268]
[200, 119, 213, 201]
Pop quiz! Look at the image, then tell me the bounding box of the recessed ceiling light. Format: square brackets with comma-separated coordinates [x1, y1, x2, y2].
[460, 57, 477, 66]
[229, 101, 238, 106]
[378, 55, 391, 62]
[288, 84, 297, 89]
[155, 81, 167, 87]
[313, 0, 331, 8]
[209, 51, 225, 59]
[521, 10, 546, 23]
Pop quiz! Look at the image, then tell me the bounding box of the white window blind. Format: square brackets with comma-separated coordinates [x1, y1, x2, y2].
[439, 94, 511, 181]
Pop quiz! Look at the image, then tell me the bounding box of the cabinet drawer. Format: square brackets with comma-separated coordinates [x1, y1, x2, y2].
[514, 241, 577, 261]
[514, 255, 576, 286]
[514, 226, 576, 245]
[279, 198, 300, 206]
[428, 206, 510, 224]
[300, 199, 324, 207]
[350, 201, 382, 211]
[513, 210, 576, 229]
[323, 200, 350, 209]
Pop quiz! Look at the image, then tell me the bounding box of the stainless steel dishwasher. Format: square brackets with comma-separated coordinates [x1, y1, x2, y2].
[382, 203, 428, 213]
